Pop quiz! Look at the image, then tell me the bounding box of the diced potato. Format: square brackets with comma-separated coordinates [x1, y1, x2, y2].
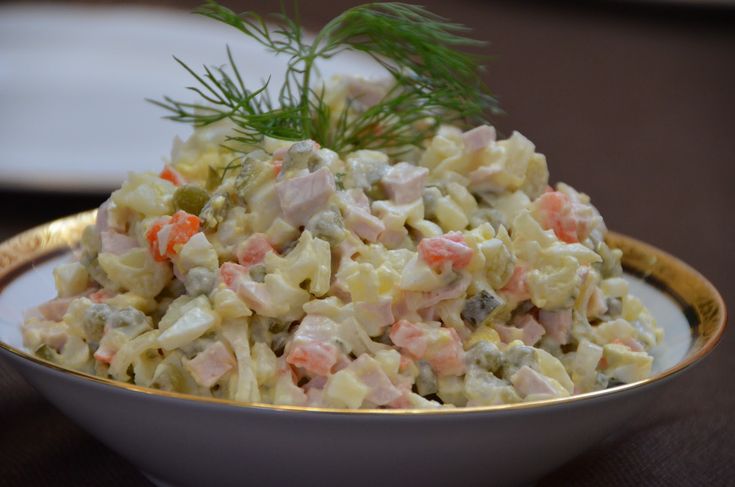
[158, 307, 217, 351]
[344, 263, 380, 302]
[211, 287, 252, 320]
[53, 262, 89, 298]
[98, 249, 172, 298]
[602, 343, 653, 383]
[178, 233, 219, 272]
[535, 348, 574, 394]
[374, 349, 402, 380]
[324, 369, 369, 409]
[601, 277, 629, 299]
[399, 255, 441, 292]
[435, 196, 469, 231]
[111, 172, 175, 216]
[466, 325, 501, 349]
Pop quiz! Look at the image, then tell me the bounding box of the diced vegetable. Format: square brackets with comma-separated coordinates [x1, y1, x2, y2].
[417, 232, 473, 270]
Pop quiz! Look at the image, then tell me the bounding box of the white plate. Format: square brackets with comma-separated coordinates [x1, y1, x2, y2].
[0, 4, 379, 193]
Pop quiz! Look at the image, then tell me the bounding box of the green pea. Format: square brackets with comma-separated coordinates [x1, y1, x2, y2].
[173, 185, 210, 215]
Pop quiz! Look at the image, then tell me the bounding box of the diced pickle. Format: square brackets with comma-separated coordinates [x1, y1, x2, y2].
[364, 182, 387, 201]
[185, 267, 216, 296]
[465, 341, 502, 373]
[199, 192, 229, 231]
[83, 303, 112, 344]
[306, 208, 345, 245]
[173, 185, 210, 215]
[461, 290, 501, 328]
[248, 264, 267, 283]
[501, 345, 537, 381]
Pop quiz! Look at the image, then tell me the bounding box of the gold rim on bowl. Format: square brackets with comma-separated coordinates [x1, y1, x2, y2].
[0, 211, 727, 415]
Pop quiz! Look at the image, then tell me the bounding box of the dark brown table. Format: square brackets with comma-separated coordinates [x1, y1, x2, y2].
[1, 1, 733, 485]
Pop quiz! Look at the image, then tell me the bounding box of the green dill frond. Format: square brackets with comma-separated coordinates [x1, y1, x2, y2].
[151, 0, 499, 154]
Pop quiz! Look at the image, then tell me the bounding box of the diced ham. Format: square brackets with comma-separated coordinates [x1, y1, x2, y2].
[235, 233, 275, 269]
[377, 211, 408, 248]
[463, 125, 496, 153]
[184, 341, 236, 388]
[235, 281, 274, 316]
[468, 166, 504, 193]
[100, 230, 139, 256]
[37, 297, 74, 322]
[494, 324, 523, 344]
[389, 320, 465, 377]
[286, 315, 340, 377]
[538, 309, 573, 345]
[515, 314, 546, 346]
[428, 328, 465, 377]
[276, 167, 336, 226]
[95, 199, 112, 233]
[354, 298, 395, 334]
[380, 162, 429, 204]
[348, 354, 402, 406]
[220, 262, 274, 315]
[344, 207, 385, 242]
[496, 314, 546, 346]
[339, 188, 371, 212]
[511, 365, 558, 398]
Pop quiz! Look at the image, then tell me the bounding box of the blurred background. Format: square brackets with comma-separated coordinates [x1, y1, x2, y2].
[1, 0, 734, 485]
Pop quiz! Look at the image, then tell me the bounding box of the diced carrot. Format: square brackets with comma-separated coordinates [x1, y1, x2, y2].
[145, 211, 200, 261]
[535, 191, 579, 243]
[390, 320, 429, 359]
[146, 219, 168, 261]
[219, 262, 247, 288]
[417, 232, 473, 270]
[286, 342, 337, 377]
[159, 165, 186, 186]
[273, 160, 283, 176]
[167, 211, 200, 254]
[236, 233, 274, 269]
[428, 328, 465, 376]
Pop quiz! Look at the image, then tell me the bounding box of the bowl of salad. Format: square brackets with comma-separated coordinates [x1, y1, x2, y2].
[0, 2, 726, 486]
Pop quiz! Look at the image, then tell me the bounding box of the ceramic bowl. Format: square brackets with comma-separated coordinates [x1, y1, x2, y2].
[0, 211, 726, 487]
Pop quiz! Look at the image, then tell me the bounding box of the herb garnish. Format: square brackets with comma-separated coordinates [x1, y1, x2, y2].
[151, 1, 498, 154]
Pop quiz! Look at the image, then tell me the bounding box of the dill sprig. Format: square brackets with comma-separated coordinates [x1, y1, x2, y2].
[150, 1, 499, 154]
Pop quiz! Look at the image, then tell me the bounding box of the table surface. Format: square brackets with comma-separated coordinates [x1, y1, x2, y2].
[1, 1, 733, 485]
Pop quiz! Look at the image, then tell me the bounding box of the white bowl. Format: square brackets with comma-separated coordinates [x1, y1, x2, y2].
[0, 212, 726, 487]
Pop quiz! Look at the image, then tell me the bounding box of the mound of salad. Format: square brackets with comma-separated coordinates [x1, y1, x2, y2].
[22, 2, 662, 409]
